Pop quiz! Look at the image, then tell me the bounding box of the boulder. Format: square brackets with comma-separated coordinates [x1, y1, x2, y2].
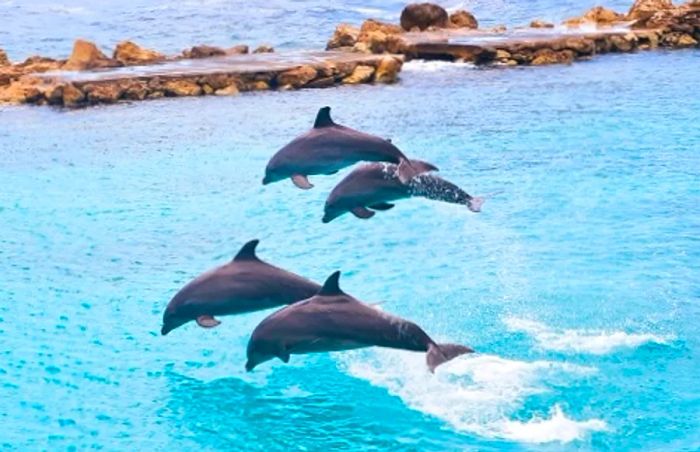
[584, 6, 624, 23]
[565, 6, 623, 26]
[17, 56, 63, 74]
[531, 48, 575, 65]
[182, 45, 226, 59]
[113, 41, 165, 65]
[0, 49, 9, 66]
[253, 45, 274, 53]
[121, 80, 149, 100]
[226, 45, 249, 55]
[342, 65, 375, 84]
[62, 83, 85, 107]
[83, 82, 123, 103]
[609, 34, 637, 51]
[449, 10, 478, 29]
[215, 85, 240, 96]
[63, 39, 121, 71]
[246, 80, 270, 90]
[530, 19, 554, 28]
[356, 30, 407, 54]
[163, 79, 202, 96]
[306, 76, 336, 88]
[662, 31, 699, 46]
[374, 56, 402, 83]
[199, 73, 240, 91]
[327, 24, 361, 49]
[563, 37, 596, 54]
[400, 3, 449, 31]
[495, 49, 512, 60]
[628, 0, 674, 21]
[360, 19, 403, 35]
[0, 66, 23, 86]
[276, 65, 318, 88]
[0, 78, 43, 104]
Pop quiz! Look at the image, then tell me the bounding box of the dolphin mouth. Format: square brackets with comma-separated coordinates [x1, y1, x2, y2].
[262, 177, 270, 185]
[161, 325, 170, 336]
[245, 360, 255, 372]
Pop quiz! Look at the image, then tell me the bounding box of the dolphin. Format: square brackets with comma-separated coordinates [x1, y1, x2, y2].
[322, 160, 485, 223]
[161, 240, 321, 335]
[245, 271, 474, 373]
[262, 106, 435, 189]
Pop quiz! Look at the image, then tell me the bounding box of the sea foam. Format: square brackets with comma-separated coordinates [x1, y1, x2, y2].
[339, 351, 605, 443]
[504, 317, 672, 355]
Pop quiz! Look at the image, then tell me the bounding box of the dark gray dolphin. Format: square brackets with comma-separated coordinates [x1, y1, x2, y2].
[245, 271, 474, 373]
[262, 106, 434, 189]
[161, 240, 321, 335]
[322, 160, 484, 223]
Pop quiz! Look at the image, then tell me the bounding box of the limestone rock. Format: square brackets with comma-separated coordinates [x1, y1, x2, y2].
[163, 79, 202, 96]
[113, 41, 165, 65]
[530, 20, 554, 28]
[400, 3, 448, 31]
[609, 34, 637, 51]
[17, 56, 63, 74]
[121, 80, 149, 100]
[563, 37, 596, 54]
[0, 49, 9, 66]
[246, 80, 270, 90]
[495, 49, 512, 60]
[84, 82, 123, 103]
[182, 45, 226, 59]
[306, 76, 336, 88]
[531, 48, 575, 65]
[448, 10, 478, 29]
[62, 83, 85, 107]
[63, 39, 121, 71]
[327, 24, 361, 50]
[276, 65, 317, 88]
[199, 74, 239, 91]
[342, 65, 375, 84]
[361, 19, 403, 35]
[628, 0, 674, 20]
[0, 78, 42, 104]
[253, 45, 274, 53]
[226, 45, 249, 55]
[374, 56, 402, 83]
[215, 85, 240, 96]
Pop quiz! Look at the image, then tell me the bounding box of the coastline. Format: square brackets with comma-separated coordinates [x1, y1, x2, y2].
[1, 0, 698, 108]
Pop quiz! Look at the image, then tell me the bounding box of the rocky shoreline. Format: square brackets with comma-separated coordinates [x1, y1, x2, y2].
[327, 0, 700, 65]
[1, 0, 698, 108]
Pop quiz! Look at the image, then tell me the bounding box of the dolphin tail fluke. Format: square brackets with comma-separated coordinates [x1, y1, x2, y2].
[426, 343, 474, 373]
[467, 196, 485, 213]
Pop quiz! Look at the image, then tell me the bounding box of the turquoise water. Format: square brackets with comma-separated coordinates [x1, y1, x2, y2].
[2, 2, 700, 451]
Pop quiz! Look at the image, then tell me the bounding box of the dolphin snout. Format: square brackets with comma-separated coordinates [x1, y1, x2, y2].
[245, 360, 255, 372]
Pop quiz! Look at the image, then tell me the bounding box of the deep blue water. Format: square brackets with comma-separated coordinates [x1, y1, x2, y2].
[2, 1, 700, 451]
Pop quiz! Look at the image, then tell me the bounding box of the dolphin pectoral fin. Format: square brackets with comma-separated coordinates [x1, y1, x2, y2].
[369, 202, 395, 211]
[291, 174, 313, 190]
[350, 207, 375, 219]
[196, 315, 221, 329]
[278, 351, 290, 363]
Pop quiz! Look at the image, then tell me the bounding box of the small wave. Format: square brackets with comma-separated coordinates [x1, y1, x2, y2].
[403, 60, 475, 72]
[504, 317, 672, 355]
[339, 351, 603, 443]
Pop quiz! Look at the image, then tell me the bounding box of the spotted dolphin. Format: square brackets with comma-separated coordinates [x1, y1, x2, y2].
[262, 106, 433, 189]
[245, 271, 474, 372]
[161, 240, 321, 335]
[322, 160, 484, 223]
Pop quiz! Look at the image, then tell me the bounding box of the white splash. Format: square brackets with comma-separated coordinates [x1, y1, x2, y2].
[504, 317, 672, 355]
[339, 351, 605, 443]
[403, 60, 475, 72]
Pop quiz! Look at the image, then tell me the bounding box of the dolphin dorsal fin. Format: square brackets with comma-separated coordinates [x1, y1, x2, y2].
[233, 239, 260, 262]
[313, 106, 335, 128]
[318, 271, 345, 296]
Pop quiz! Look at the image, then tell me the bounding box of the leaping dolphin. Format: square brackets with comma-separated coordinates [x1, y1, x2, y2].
[322, 160, 485, 223]
[262, 106, 434, 189]
[245, 271, 474, 372]
[161, 240, 321, 335]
